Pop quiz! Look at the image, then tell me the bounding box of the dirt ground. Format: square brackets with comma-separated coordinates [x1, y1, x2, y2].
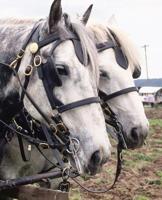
[70, 107, 162, 200]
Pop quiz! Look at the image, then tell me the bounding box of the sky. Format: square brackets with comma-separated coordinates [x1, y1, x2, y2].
[0, 0, 162, 79]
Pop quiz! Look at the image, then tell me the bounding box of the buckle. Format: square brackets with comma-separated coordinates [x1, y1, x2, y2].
[24, 65, 33, 76]
[56, 123, 67, 134]
[34, 55, 42, 67]
[50, 124, 57, 134]
[39, 143, 49, 149]
[10, 59, 18, 69]
[104, 107, 111, 115]
[17, 49, 25, 59]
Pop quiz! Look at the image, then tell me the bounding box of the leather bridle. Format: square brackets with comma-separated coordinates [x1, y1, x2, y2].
[96, 36, 139, 147]
[0, 21, 101, 175]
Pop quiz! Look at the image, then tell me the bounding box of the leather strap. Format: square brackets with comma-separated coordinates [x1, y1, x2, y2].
[96, 41, 117, 52]
[99, 87, 138, 101]
[57, 97, 100, 113]
[41, 123, 65, 169]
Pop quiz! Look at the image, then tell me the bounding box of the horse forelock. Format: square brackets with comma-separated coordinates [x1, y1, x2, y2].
[88, 23, 141, 74]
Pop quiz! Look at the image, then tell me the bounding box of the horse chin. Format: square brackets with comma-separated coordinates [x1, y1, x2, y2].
[68, 156, 103, 176]
[126, 140, 145, 150]
[122, 131, 146, 150]
[85, 164, 102, 176]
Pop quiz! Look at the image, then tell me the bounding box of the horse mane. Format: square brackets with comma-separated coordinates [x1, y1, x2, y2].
[88, 23, 141, 73]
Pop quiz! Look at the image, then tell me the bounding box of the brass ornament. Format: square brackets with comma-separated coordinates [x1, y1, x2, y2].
[29, 42, 39, 54]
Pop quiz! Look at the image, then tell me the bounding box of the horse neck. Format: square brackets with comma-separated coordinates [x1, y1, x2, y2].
[0, 23, 34, 121]
[0, 23, 34, 64]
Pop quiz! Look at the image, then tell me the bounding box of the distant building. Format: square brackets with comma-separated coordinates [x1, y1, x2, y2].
[134, 79, 162, 105]
[135, 78, 162, 88]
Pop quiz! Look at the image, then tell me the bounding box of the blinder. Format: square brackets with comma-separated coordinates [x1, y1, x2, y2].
[37, 57, 63, 110]
[71, 38, 85, 65]
[96, 41, 129, 70]
[96, 40, 141, 79]
[114, 47, 128, 70]
[43, 57, 62, 87]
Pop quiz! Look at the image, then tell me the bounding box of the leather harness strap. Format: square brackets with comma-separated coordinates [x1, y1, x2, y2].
[99, 87, 138, 101]
[57, 97, 100, 113]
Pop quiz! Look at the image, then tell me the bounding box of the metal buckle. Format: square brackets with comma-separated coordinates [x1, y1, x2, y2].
[50, 123, 57, 134]
[17, 49, 25, 59]
[66, 137, 82, 174]
[62, 167, 70, 180]
[104, 107, 111, 115]
[10, 59, 18, 69]
[34, 55, 42, 67]
[56, 123, 67, 134]
[58, 180, 70, 192]
[39, 143, 50, 149]
[24, 65, 33, 76]
[13, 119, 23, 131]
[66, 138, 80, 154]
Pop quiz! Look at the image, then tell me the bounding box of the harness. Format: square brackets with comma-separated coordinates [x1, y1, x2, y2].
[0, 21, 101, 190]
[71, 31, 142, 194]
[97, 34, 140, 147]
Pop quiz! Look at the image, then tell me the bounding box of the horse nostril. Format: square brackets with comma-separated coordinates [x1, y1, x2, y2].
[131, 127, 139, 142]
[90, 150, 101, 166]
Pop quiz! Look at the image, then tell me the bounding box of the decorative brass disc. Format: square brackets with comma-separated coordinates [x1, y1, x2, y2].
[29, 42, 39, 54]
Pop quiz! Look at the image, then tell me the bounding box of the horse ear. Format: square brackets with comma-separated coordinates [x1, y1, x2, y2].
[48, 0, 62, 33]
[108, 14, 118, 26]
[82, 4, 93, 25]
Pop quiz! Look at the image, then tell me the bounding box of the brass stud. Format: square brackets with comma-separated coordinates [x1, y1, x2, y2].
[29, 42, 39, 54]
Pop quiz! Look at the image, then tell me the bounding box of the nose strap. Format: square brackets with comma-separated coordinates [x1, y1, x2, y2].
[57, 97, 100, 113]
[99, 87, 138, 102]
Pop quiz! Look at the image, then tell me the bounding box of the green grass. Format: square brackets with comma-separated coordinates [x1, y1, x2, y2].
[145, 178, 162, 186]
[134, 195, 150, 200]
[132, 153, 153, 162]
[156, 171, 162, 178]
[70, 188, 81, 200]
[149, 119, 162, 127]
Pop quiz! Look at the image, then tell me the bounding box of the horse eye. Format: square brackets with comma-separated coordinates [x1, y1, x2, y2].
[100, 69, 109, 79]
[56, 64, 69, 76]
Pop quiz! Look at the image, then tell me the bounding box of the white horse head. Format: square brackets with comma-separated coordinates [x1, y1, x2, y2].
[16, 0, 111, 175]
[87, 23, 149, 149]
